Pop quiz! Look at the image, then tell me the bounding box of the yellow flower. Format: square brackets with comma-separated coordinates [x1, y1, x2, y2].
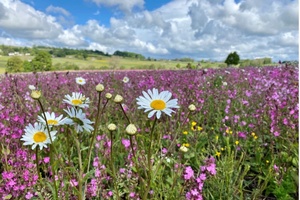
[179, 145, 188, 152]
[229, 131, 233, 134]
[183, 143, 190, 147]
[225, 128, 230, 134]
[211, 127, 214, 130]
[251, 132, 256, 136]
[254, 136, 258, 140]
[266, 160, 269, 164]
[188, 104, 196, 111]
[183, 131, 188, 135]
[191, 121, 197, 126]
[215, 151, 221, 157]
[235, 140, 239, 145]
[221, 147, 225, 151]
[197, 126, 203, 131]
[215, 136, 219, 141]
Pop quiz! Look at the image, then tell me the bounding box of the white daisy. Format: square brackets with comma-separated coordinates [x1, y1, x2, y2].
[20, 122, 57, 150]
[63, 92, 90, 108]
[37, 112, 68, 126]
[136, 88, 179, 119]
[122, 76, 129, 83]
[76, 77, 86, 85]
[64, 107, 94, 133]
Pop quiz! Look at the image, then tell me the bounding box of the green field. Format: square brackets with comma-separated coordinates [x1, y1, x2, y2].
[0, 55, 222, 73]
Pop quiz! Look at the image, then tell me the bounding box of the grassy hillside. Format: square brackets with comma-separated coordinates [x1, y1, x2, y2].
[0, 55, 223, 73]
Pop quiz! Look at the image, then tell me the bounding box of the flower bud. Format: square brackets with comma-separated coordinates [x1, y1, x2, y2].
[188, 104, 196, 111]
[179, 145, 188, 153]
[105, 93, 112, 99]
[114, 94, 123, 103]
[107, 123, 117, 131]
[31, 90, 41, 100]
[96, 84, 104, 92]
[125, 124, 137, 135]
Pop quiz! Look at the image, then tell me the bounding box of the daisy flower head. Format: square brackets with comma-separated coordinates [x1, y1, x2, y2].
[76, 77, 86, 85]
[21, 122, 57, 150]
[64, 107, 94, 133]
[122, 76, 129, 83]
[63, 92, 90, 108]
[28, 85, 36, 90]
[136, 88, 179, 119]
[37, 112, 67, 126]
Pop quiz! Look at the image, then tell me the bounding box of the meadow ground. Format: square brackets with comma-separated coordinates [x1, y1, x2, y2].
[0, 65, 298, 199]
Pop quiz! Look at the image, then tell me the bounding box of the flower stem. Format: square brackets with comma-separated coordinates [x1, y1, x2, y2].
[84, 91, 102, 197]
[35, 147, 40, 180]
[110, 131, 120, 200]
[119, 104, 130, 124]
[37, 99, 58, 199]
[143, 117, 157, 200]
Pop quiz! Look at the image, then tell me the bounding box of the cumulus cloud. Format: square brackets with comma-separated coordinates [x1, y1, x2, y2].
[46, 5, 70, 16]
[89, 0, 144, 13]
[0, 0, 62, 39]
[0, 0, 298, 61]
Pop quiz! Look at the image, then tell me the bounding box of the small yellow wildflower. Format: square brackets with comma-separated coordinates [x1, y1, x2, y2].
[254, 136, 258, 140]
[251, 132, 256, 136]
[235, 140, 239, 145]
[225, 128, 230, 134]
[215, 151, 221, 157]
[191, 121, 197, 126]
[215, 136, 219, 141]
[183, 131, 188, 135]
[197, 126, 203, 131]
[229, 131, 233, 134]
[221, 147, 225, 151]
[183, 143, 190, 147]
[266, 160, 269, 164]
[211, 127, 214, 130]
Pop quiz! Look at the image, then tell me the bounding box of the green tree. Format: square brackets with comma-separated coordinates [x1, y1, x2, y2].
[23, 60, 32, 72]
[31, 51, 52, 71]
[6, 56, 24, 73]
[225, 51, 240, 66]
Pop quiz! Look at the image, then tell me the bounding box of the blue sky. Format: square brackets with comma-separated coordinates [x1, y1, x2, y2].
[0, 0, 298, 61]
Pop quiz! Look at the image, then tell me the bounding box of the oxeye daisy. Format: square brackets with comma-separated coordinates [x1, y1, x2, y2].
[20, 122, 57, 150]
[76, 77, 86, 85]
[64, 107, 94, 133]
[122, 76, 129, 83]
[136, 88, 179, 119]
[63, 92, 90, 108]
[37, 112, 68, 126]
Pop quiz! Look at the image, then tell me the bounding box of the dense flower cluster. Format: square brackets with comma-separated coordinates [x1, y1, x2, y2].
[0, 65, 298, 199]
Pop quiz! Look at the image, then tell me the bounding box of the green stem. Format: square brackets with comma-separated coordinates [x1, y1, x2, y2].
[143, 117, 157, 200]
[74, 136, 83, 200]
[83, 91, 102, 197]
[37, 99, 58, 199]
[36, 147, 40, 180]
[110, 131, 120, 200]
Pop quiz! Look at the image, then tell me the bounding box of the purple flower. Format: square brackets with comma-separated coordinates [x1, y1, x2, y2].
[184, 166, 194, 180]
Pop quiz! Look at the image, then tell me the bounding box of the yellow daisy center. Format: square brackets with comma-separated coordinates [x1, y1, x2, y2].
[79, 80, 83, 82]
[150, 99, 166, 110]
[47, 119, 58, 125]
[72, 99, 82, 105]
[33, 131, 47, 143]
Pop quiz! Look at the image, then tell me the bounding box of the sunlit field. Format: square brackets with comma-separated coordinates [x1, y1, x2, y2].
[0, 66, 298, 199]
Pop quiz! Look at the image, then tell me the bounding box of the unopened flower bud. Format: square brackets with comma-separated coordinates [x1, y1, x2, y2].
[105, 93, 112, 99]
[31, 90, 41, 100]
[114, 94, 123, 103]
[188, 104, 196, 111]
[96, 84, 104, 92]
[125, 124, 137, 135]
[179, 145, 188, 153]
[107, 123, 117, 131]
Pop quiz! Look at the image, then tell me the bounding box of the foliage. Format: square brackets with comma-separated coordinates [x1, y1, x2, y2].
[225, 51, 240, 66]
[31, 51, 52, 72]
[113, 50, 145, 60]
[5, 56, 24, 73]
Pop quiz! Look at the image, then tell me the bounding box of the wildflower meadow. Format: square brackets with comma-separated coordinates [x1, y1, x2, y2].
[0, 65, 298, 200]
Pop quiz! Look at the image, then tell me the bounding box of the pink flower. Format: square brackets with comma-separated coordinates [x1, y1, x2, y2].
[122, 138, 130, 149]
[25, 192, 34, 199]
[184, 166, 194, 180]
[43, 157, 50, 164]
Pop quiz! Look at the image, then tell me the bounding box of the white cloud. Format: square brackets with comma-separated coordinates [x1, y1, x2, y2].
[46, 5, 70, 16]
[0, 0, 298, 61]
[0, 0, 62, 39]
[89, 0, 144, 13]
